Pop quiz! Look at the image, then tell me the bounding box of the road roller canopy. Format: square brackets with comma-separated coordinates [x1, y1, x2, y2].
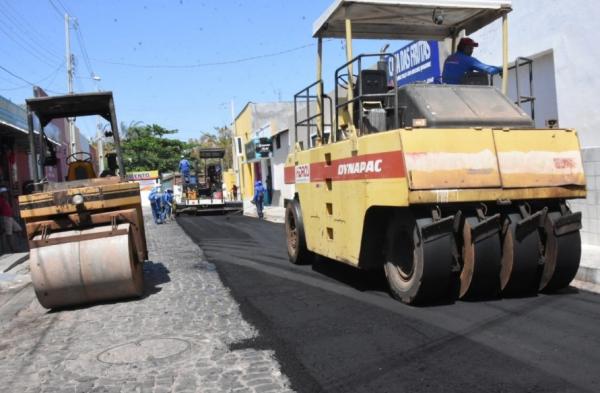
[197, 148, 226, 159]
[26, 91, 117, 128]
[313, 0, 512, 40]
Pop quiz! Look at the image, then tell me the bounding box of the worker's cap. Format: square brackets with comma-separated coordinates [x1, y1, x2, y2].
[0, 187, 7, 193]
[167, 189, 173, 193]
[459, 37, 479, 47]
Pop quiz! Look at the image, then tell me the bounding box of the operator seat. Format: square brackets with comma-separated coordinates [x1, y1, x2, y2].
[67, 161, 96, 181]
[353, 69, 389, 133]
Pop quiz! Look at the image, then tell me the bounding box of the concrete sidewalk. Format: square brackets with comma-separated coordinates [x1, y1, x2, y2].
[245, 203, 600, 293]
[573, 245, 600, 293]
[243, 201, 285, 223]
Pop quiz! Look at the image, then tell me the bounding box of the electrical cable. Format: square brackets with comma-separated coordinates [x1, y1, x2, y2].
[47, 0, 64, 19]
[0, 23, 59, 67]
[0, 0, 63, 59]
[73, 20, 96, 78]
[54, 0, 70, 14]
[91, 41, 329, 69]
[0, 62, 65, 91]
[0, 64, 65, 94]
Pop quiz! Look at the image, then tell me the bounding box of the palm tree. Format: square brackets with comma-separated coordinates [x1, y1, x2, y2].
[119, 120, 144, 139]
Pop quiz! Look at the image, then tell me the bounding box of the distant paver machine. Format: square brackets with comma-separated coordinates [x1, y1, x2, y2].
[284, 0, 586, 304]
[19, 92, 148, 309]
[174, 148, 242, 215]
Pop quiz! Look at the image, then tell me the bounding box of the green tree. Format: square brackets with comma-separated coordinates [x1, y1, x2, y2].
[121, 124, 189, 174]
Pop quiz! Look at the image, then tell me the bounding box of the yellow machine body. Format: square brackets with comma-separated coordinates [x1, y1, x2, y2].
[283, 1, 587, 304]
[19, 178, 148, 309]
[285, 127, 585, 266]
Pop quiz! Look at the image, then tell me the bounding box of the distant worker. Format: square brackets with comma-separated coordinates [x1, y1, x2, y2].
[162, 189, 173, 222]
[253, 180, 266, 219]
[148, 187, 163, 224]
[179, 155, 191, 184]
[231, 184, 238, 201]
[0, 187, 22, 252]
[442, 37, 502, 85]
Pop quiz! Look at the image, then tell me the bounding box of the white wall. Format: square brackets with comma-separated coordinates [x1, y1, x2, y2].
[271, 130, 294, 207]
[492, 51, 559, 128]
[472, 0, 600, 147]
[569, 148, 600, 246]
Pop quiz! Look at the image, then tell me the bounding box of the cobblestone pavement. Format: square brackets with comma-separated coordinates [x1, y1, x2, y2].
[0, 210, 293, 393]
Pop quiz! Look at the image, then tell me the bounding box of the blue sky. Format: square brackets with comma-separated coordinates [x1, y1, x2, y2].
[1, 0, 394, 141]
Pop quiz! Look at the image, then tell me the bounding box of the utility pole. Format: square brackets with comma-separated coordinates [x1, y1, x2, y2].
[231, 100, 241, 197]
[65, 13, 76, 156]
[93, 75, 104, 172]
[96, 124, 105, 172]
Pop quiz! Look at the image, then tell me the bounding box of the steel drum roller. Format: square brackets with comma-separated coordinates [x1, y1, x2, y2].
[30, 223, 143, 309]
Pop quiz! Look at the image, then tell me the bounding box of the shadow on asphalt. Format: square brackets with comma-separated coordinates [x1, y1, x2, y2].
[311, 256, 389, 293]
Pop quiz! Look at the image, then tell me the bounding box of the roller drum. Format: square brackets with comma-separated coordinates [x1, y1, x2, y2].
[30, 223, 143, 309]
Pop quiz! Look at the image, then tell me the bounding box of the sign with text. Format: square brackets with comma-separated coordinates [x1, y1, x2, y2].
[126, 170, 159, 181]
[245, 137, 272, 162]
[388, 40, 441, 86]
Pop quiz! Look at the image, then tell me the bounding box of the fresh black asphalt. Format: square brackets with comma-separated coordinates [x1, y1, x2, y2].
[177, 214, 600, 393]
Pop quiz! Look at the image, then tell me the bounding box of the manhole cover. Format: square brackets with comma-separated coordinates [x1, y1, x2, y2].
[97, 338, 190, 364]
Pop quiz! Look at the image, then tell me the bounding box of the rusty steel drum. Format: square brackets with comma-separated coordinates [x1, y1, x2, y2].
[29, 223, 143, 309]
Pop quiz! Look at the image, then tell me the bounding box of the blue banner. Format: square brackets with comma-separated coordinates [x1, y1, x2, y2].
[0, 95, 62, 142]
[388, 40, 441, 86]
[0, 95, 27, 130]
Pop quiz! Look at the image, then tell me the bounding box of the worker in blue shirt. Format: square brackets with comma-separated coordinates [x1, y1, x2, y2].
[179, 155, 191, 184]
[148, 187, 163, 224]
[161, 189, 173, 222]
[442, 37, 502, 84]
[253, 180, 266, 219]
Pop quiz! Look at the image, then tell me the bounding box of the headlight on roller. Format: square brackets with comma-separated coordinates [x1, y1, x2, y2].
[71, 194, 84, 205]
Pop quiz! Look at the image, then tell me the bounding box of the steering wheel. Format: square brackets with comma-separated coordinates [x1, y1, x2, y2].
[337, 73, 358, 89]
[67, 151, 92, 163]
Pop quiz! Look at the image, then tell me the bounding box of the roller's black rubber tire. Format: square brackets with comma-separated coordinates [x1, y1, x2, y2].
[384, 216, 455, 305]
[459, 217, 502, 299]
[539, 211, 581, 292]
[285, 200, 315, 265]
[500, 213, 542, 297]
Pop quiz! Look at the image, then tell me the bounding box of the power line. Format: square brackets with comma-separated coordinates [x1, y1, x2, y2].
[54, 0, 70, 14]
[0, 62, 65, 91]
[0, 23, 59, 67]
[73, 19, 96, 78]
[92, 41, 324, 69]
[0, 0, 62, 59]
[47, 0, 64, 19]
[0, 64, 65, 94]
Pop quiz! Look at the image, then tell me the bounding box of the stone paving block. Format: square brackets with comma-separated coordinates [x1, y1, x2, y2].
[0, 208, 293, 393]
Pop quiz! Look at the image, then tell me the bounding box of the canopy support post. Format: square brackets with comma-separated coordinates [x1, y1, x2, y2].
[345, 14, 357, 143]
[316, 37, 323, 146]
[502, 14, 509, 95]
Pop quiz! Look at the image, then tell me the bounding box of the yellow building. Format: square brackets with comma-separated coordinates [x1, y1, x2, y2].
[233, 102, 296, 201]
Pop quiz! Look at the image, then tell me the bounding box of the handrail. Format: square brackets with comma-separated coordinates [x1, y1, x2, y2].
[294, 80, 333, 148]
[334, 53, 399, 137]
